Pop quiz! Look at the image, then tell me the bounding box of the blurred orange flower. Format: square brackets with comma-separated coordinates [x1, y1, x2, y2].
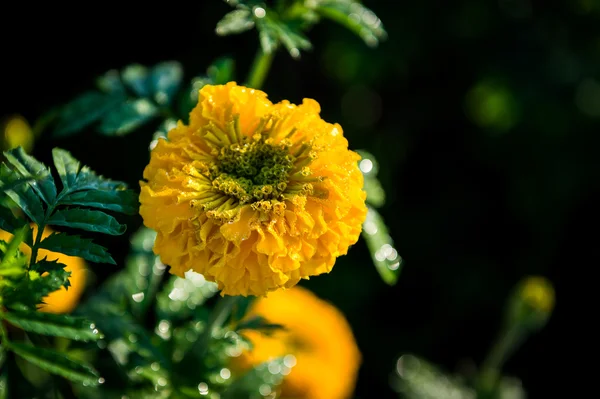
[232, 286, 361, 399]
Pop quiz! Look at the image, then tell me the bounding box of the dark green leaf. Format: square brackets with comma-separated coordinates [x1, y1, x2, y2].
[78, 299, 168, 365]
[98, 99, 159, 136]
[3, 311, 103, 341]
[8, 342, 101, 386]
[3, 352, 40, 399]
[53, 91, 124, 138]
[314, 0, 387, 48]
[75, 165, 128, 191]
[31, 258, 69, 273]
[3, 263, 69, 309]
[362, 206, 402, 285]
[52, 148, 80, 190]
[38, 232, 115, 264]
[121, 64, 150, 97]
[60, 189, 139, 215]
[216, 9, 255, 35]
[0, 206, 26, 233]
[27, 266, 71, 301]
[48, 208, 127, 236]
[150, 61, 183, 105]
[0, 164, 44, 224]
[4, 147, 56, 204]
[96, 69, 125, 94]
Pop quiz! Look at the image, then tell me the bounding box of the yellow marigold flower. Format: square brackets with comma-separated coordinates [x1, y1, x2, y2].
[232, 286, 361, 399]
[139, 82, 367, 296]
[0, 226, 87, 314]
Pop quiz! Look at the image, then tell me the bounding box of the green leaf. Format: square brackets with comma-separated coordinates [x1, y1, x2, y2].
[150, 61, 184, 105]
[363, 177, 386, 208]
[4, 147, 56, 204]
[256, 18, 280, 54]
[60, 189, 139, 215]
[362, 206, 402, 285]
[357, 150, 385, 208]
[8, 341, 101, 386]
[207, 57, 235, 84]
[0, 225, 28, 271]
[52, 148, 129, 193]
[392, 354, 475, 399]
[53, 91, 124, 138]
[0, 206, 26, 234]
[313, 0, 387, 48]
[122, 64, 150, 97]
[96, 69, 125, 94]
[2, 352, 40, 399]
[52, 148, 80, 190]
[126, 227, 166, 319]
[31, 258, 69, 274]
[216, 9, 255, 35]
[3, 311, 103, 341]
[77, 299, 168, 366]
[271, 20, 312, 59]
[98, 98, 159, 136]
[0, 164, 44, 224]
[5, 265, 72, 307]
[48, 208, 127, 235]
[38, 232, 115, 264]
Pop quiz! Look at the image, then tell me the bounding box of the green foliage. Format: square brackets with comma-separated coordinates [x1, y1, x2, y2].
[8, 342, 101, 386]
[356, 150, 401, 285]
[0, 146, 134, 393]
[51, 61, 183, 138]
[47, 56, 238, 142]
[217, 0, 386, 59]
[67, 226, 285, 398]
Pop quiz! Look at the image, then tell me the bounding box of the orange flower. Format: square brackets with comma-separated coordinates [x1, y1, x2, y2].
[140, 82, 367, 296]
[0, 226, 87, 314]
[232, 286, 361, 399]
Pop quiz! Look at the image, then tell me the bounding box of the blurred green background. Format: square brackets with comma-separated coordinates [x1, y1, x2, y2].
[2, 0, 596, 397]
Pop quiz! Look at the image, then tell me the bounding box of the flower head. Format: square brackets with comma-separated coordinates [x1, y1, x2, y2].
[0, 226, 87, 314]
[231, 286, 361, 399]
[140, 82, 367, 296]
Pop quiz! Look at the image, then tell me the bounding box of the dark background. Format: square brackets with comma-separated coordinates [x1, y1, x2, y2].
[2, 1, 596, 397]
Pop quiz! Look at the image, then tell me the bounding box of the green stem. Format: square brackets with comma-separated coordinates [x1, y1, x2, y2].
[198, 296, 238, 354]
[178, 295, 238, 369]
[0, 313, 9, 346]
[477, 325, 524, 394]
[245, 49, 275, 90]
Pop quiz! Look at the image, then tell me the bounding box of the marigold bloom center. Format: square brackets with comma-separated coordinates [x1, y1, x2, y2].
[208, 117, 295, 204]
